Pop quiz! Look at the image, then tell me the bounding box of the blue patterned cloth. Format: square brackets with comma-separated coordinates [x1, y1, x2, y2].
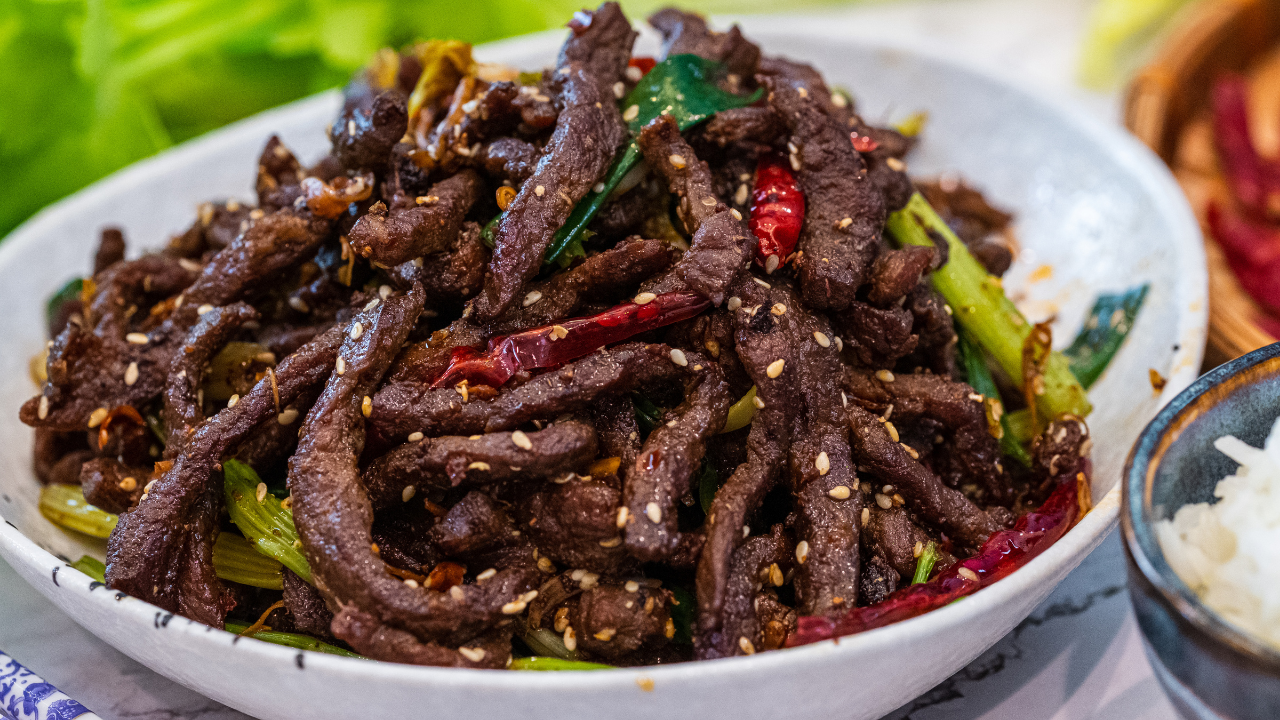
[0, 650, 96, 720]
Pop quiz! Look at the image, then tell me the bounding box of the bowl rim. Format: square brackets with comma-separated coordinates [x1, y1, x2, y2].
[0, 19, 1208, 694]
[1122, 340, 1280, 670]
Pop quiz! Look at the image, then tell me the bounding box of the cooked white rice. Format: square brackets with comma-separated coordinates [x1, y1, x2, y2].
[1155, 417, 1280, 650]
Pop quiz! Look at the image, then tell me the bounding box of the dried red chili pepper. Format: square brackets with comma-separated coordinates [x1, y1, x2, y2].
[850, 132, 879, 153]
[628, 56, 657, 75]
[786, 475, 1081, 646]
[1207, 201, 1280, 313]
[748, 152, 805, 272]
[432, 291, 710, 389]
[1212, 74, 1280, 220]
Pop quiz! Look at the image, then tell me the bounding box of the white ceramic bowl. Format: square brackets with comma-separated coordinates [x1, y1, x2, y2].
[0, 20, 1206, 720]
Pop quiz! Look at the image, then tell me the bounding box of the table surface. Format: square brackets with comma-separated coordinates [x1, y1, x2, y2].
[0, 0, 1182, 717]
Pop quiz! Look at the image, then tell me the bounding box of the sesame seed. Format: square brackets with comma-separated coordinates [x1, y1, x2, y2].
[476, 568, 497, 581]
[829, 485, 851, 500]
[277, 408, 299, 425]
[831, 91, 848, 108]
[669, 348, 688, 367]
[737, 636, 757, 655]
[876, 369, 896, 382]
[616, 507, 629, 528]
[227, 394, 239, 408]
[610, 80, 626, 99]
[633, 292, 657, 305]
[144, 479, 157, 494]
[506, 430, 531, 451]
[598, 536, 621, 548]
[766, 359, 785, 378]
[883, 485, 894, 493]
[562, 626, 579, 651]
[624, 580, 641, 593]
[593, 182, 606, 194]
[538, 556, 555, 573]
[902, 444, 919, 459]
[118, 476, 137, 492]
[87, 407, 108, 428]
[913, 541, 924, 558]
[467, 461, 491, 472]
[335, 357, 345, 375]
[346, 120, 356, 137]
[363, 297, 380, 311]
[968, 393, 984, 402]
[769, 563, 784, 587]
[795, 540, 809, 564]
[727, 296, 742, 310]
[570, 569, 586, 581]
[523, 290, 543, 307]
[700, 196, 717, 207]
[752, 277, 771, 288]
[875, 493, 893, 509]
[534, 185, 545, 196]
[815, 452, 831, 476]
[886, 157, 907, 172]
[408, 431, 424, 442]
[752, 396, 766, 409]
[861, 508, 870, 524]
[730, 208, 743, 220]
[834, 336, 844, 352]
[450, 585, 465, 601]
[502, 600, 527, 614]
[838, 217, 853, 229]
[521, 590, 539, 603]
[645, 502, 662, 523]
[811, 331, 831, 348]
[400, 485, 416, 503]
[550, 324, 569, 340]
[841, 391, 848, 407]
[789, 152, 802, 171]
[579, 572, 599, 590]
[636, 677, 654, 692]
[37, 396, 49, 420]
[623, 104, 640, 121]
[594, 628, 616, 641]
[123, 361, 139, 387]
[197, 304, 214, 315]
[884, 421, 900, 442]
[458, 647, 486, 662]
[361, 395, 372, 417]
[625, 66, 643, 82]
[797, 87, 809, 99]
[668, 154, 687, 169]
[735, 183, 749, 205]
[255, 482, 268, 503]
[742, 524, 750, 538]
[126, 333, 149, 345]
[958, 567, 979, 582]
[771, 303, 786, 316]
[350, 322, 363, 340]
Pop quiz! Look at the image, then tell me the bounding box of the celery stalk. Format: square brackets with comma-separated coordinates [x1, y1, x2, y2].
[510, 657, 614, 671]
[887, 193, 1092, 421]
[720, 386, 758, 434]
[222, 459, 311, 583]
[69, 555, 106, 583]
[225, 623, 362, 658]
[39, 484, 118, 538]
[213, 532, 284, 590]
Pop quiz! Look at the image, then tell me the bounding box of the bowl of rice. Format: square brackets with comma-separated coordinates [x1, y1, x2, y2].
[1124, 342, 1280, 720]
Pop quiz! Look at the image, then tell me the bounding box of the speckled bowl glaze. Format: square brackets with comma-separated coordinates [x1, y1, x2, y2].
[1123, 343, 1280, 720]
[0, 20, 1206, 720]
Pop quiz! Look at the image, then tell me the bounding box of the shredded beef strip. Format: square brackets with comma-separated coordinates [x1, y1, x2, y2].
[476, 137, 542, 183]
[696, 106, 785, 151]
[182, 209, 332, 308]
[845, 404, 1002, 548]
[368, 342, 683, 447]
[696, 525, 790, 659]
[905, 282, 958, 377]
[783, 291, 862, 617]
[695, 278, 799, 645]
[387, 220, 489, 302]
[648, 8, 761, 79]
[385, 319, 486, 386]
[517, 475, 634, 575]
[837, 300, 919, 368]
[844, 369, 1009, 505]
[588, 394, 642, 469]
[636, 115, 753, 305]
[105, 325, 344, 626]
[473, 3, 633, 320]
[347, 170, 483, 267]
[623, 353, 732, 561]
[761, 58, 885, 310]
[288, 286, 537, 665]
[94, 228, 126, 275]
[569, 584, 673, 661]
[283, 569, 335, 640]
[861, 505, 955, 582]
[162, 303, 258, 457]
[866, 246, 933, 307]
[362, 421, 599, 510]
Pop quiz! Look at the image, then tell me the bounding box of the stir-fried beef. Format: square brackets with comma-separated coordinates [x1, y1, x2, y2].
[26, 3, 1091, 669]
[761, 58, 885, 310]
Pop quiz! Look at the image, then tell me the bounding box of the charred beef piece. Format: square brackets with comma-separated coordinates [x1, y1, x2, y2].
[866, 247, 933, 307]
[589, 394, 642, 469]
[623, 353, 732, 561]
[761, 58, 885, 310]
[1030, 415, 1091, 489]
[347, 170, 483, 267]
[331, 90, 409, 172]
[859, 554, 899, 606]
[183, 209, 332, 308]
[837, 301, 919, 368]
[636, 115, 753, 305]
[105, 326, 344, 626]
[904, 282, 958, 377]
[79, 457, 147, 514]
[861, 505, 954, 582]
[256, 136, 305, 211]
[648, 8, 761, 79]
[94, 228, 126, 275]
[362, 421, 599, 510]
[917, 179, 1015, 277]
[845, 405, 1003, 548]
[476, 137, 542, 183]
[33, 429, 94, 486]
[696, 106, 785, 152]
[368, 342, 684, 448]
[518, 474, 634, 575]
[696, 525, 790, 660]
[283, 569, 335, 640]
[569, 584, 673, 661]
[387, 221, 490, 303]
[473, 3, 633, 320]
[850, 116, 914, 212]
[162, 303, 258, 457]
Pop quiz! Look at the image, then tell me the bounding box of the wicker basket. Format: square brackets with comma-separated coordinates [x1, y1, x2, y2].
[1125, 0, 1280, 366]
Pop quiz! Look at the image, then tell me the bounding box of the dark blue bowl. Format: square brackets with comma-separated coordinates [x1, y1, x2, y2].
[1123, 343, 1280, 720]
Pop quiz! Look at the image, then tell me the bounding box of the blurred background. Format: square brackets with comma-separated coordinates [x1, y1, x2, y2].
[1, 0, 1192, 239]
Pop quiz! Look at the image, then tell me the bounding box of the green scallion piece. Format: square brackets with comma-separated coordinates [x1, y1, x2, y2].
[509, 657, 614, 671]
[39, 484, 117, 538]
[912, 541, 939, 585]
[224, 622, 362, 658]
[222, 459, 311, 583]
